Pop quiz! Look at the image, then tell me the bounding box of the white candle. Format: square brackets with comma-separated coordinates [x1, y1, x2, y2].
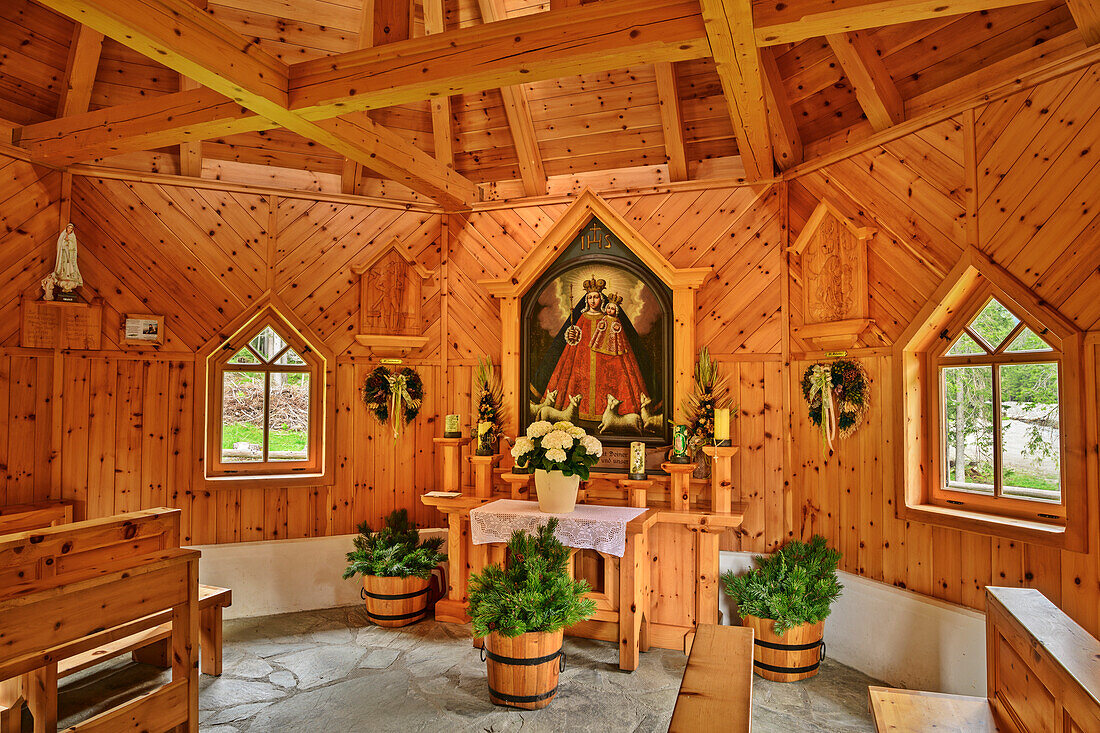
[629, 442, 646, 476]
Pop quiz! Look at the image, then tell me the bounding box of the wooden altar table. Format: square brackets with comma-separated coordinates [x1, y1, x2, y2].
[424, 441, 747, 669]
[421, 493, 658, 671]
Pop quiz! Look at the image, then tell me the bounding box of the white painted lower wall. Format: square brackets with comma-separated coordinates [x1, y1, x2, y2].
[720, 551, 987, 696]
[189, 529, 446, 621]
[190, 536, 986, 697]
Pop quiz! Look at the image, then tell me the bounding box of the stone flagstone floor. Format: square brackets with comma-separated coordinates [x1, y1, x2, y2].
[50, 605, 883, 732]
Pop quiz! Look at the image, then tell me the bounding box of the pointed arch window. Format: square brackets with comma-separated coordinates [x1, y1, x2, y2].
[897, 249, 1087, 551]
[204, 307, 330, 481]
[936, 296, 1062, 504]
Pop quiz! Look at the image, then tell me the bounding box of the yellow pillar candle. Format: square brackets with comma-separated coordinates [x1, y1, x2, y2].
[714, 408, 730, 444]
[476, 420, 493, 456]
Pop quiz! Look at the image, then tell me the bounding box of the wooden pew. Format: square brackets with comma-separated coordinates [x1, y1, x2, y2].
[868, 586, 1100, 733]
[0, 508, 232, 732]
[668, 623, 753, 733]
[0, 501, 73, 535]
[0, 510, 199, 732]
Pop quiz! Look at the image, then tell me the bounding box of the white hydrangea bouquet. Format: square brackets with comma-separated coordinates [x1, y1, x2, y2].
[510, 420, 603, 480]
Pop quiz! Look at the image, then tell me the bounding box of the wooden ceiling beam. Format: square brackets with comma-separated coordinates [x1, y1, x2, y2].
[826, 31, 904, 131]
[654, 62, 688, 182]
[1066, 0, 1100, 46]
[32, 0, 479, 208]
[699, 0, 773, 180]
[423, 0, 454, 170]
[57, 24, 104, 117]
[178, 76, 203, 178]
[341, 0, 416, 196]
[36, 0, 290, 118]
[308, 114, 476, 208]
[753, 0, 1044, 46]
[477, 0, 546, 197]
[16, 87, 274, 165]
[760, 47, 802, 171]
[289, 0, 710, 118]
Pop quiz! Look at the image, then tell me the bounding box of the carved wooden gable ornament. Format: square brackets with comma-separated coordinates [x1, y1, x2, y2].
[789, 199, 875, 349]
[351, 237, 435, 354]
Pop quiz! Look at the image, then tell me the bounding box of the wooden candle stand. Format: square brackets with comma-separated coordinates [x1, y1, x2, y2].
[433, 436, 469, 494]
[618, 478, 651, 508]
[702, 445, 739, 514]
[500, 472, 532, 500]
[661, 462, 697, 511]
[469, 453, 502, 498]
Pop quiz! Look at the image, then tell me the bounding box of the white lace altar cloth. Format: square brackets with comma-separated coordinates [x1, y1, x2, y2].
[469, 500, 646, 558]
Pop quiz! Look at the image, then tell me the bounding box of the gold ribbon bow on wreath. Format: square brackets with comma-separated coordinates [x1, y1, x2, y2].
[807, 364, 837, 451]
[362, 366, 424, 441]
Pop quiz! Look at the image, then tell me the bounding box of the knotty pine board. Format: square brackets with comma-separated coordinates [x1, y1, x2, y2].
[1, 67, 1099, 639]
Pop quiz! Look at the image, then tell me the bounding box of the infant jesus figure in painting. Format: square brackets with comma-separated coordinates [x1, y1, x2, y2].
[542, 277, 648, 424]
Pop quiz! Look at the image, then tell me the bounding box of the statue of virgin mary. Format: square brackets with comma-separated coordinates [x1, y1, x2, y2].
[54, 223, 83, 293]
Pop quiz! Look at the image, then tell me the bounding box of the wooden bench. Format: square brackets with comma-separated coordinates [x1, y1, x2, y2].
[0, 510, 200, 732]
[869, 586, 1100, 733]
[668, 623, 753, 733]
[0, 508, 231, 733]
[0, 501, 73, 535]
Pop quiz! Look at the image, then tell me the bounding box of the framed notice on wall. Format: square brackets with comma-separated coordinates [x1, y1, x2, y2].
[121, 314, 164, 347]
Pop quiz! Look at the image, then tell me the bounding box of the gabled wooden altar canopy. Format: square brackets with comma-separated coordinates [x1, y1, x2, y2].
[10, 0, 1100, 207]
[479, 189, 711, 436]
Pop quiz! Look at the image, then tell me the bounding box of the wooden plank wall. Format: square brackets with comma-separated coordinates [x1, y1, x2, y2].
[0, 64, 1096, 640]
[0, 166, 446, 543]
[446, 187, 791, 553]
[787, 67, 1100, 639]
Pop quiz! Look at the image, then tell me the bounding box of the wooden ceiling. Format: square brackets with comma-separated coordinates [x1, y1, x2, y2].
[0, 0, 1097, 206]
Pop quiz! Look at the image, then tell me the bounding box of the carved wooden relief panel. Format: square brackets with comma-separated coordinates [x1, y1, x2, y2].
[790, 200, 875, 349]
[351, 237, 434, 353]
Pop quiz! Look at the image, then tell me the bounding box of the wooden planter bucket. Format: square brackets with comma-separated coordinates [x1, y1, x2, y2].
[742, 616, 825, 682]
[482, 629, 565, 709]
[361, 575, 431, 627]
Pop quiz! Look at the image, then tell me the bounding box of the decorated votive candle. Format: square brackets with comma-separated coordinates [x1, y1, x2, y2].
[671, 424, 691, 463]
[476, 421, 493, 456]
[444, 413, 461, 438]
[629, 441, 646, 479]
[714, 408, 730, 444]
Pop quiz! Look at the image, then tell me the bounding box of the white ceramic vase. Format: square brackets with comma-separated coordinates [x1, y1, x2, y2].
[534, 469, 580, 513]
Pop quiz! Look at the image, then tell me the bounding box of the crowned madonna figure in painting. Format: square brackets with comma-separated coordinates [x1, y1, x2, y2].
[536, 276, 652, 431]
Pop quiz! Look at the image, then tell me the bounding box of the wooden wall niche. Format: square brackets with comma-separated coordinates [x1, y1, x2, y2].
[352, 237, 435, 355]
[790, 199, 875, 349]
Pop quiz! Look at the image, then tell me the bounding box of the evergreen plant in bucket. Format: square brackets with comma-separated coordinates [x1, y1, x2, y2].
[343, 509, 446, 627]
[721, 535, 842, 681]
[467, 519, 596, 709]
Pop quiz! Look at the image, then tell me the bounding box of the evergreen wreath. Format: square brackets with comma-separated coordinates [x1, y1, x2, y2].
[721, 535, 842, 636]
[800, 359, 869, 448]
[466, 518, 596, 638]
[362, 366, 424, 438]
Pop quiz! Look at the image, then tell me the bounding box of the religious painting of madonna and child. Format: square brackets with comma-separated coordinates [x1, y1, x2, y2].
[521, 219, 672, 450]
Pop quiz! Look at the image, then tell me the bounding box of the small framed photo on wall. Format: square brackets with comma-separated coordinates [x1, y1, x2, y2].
[121, 313, 164, 347]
